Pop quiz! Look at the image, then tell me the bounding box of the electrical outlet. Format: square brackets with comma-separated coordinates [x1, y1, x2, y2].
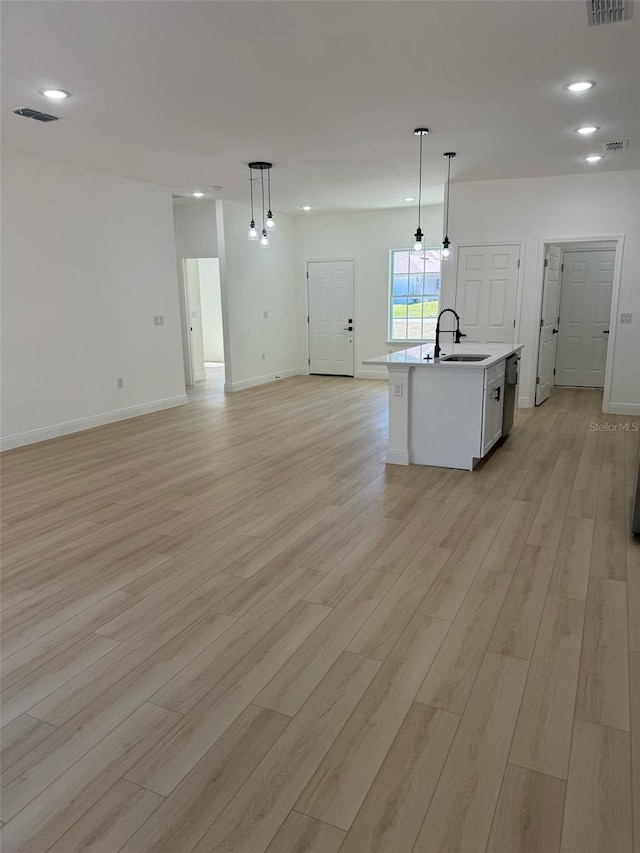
[393, 381, 403, 397]
[117, 377, 124, 389]
[620, 312, 633, 324]
[153, 315, 164, 326]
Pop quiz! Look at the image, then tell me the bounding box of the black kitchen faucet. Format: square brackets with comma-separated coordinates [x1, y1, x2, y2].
[434, 309, 465, 358]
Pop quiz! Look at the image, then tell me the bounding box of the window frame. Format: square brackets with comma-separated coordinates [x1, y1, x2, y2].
[388, 247, 441, 344]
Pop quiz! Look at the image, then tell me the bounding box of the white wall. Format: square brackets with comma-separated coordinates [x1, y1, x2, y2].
[1, 151, 186, 449]
[218, 200, 304, 390]
[198, 258, 224, 363]
[293, 205, 444, 377]
[173, 200, 218, 258]
[440, 170, 640, 412]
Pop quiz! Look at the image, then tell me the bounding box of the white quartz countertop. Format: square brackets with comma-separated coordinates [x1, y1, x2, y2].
[363, 342, 523, 369]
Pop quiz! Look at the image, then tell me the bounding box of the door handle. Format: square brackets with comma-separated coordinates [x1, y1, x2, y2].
[552, 328, 559, 334]
[343, 326, 353, 331]
[494, 387, 501, 402]
[603, 330, 609, 334]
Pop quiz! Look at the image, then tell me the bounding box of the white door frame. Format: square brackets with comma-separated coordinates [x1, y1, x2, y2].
[303, 257, 357, 376]
[178, 258, 196, 387]
[534, 234, 625, 413]
[450, 241, 526, 346]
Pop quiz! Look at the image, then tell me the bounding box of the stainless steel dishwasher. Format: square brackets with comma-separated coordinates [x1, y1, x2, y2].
[499, 353, 520, 442]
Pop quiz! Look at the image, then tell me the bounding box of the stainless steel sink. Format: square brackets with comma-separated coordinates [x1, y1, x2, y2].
[439, 354, 490, 362]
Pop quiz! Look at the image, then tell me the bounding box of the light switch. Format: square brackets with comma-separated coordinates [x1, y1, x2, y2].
[153, 315, 164, 326]
[263, 311, 269, 319]
[620, 312, 633, 324]
[393, 381, 403, 397]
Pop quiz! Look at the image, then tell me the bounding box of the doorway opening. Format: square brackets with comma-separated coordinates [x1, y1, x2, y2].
[182, 258, 224, 387]
[535, 238, 621, 407]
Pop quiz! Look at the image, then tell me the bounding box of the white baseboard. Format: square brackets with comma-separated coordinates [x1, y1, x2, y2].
[1, 394, 188, 452]
[386, 449, 410, 465]
[517, 395, 533, 408]
[605, 402, 640, 415]
[224, 368, 306, 393]
[355, 369, 389, 381]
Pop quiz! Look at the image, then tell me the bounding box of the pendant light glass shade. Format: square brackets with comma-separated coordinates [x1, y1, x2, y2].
[266, 211, 276, 230]
[412, 128, 429, 252]
[260, 229, 270, 248]
[248, 220, 258, 240]
[442, 152, 456, 260]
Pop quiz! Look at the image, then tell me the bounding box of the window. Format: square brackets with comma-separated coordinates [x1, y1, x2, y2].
[389, 248, 441, 342]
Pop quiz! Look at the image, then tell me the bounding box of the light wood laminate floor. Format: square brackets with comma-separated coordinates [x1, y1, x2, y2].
[1, 373, 638, 853]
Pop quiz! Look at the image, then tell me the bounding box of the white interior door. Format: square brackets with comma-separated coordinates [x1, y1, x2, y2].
[455, 245, 520, 343]
[536, 245, 562, 405]
[555, 250, 614, 388]
[308, 260, 354, 376]
[197, 258, 224, 363]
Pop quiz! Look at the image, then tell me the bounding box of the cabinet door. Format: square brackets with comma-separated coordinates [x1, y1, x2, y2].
[482, 381, 496, 456]
[491, 379, 505, 447]
[482, 378, 505, 456]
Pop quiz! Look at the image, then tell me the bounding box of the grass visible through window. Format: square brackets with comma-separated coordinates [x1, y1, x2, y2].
[392, 300, 438, 318]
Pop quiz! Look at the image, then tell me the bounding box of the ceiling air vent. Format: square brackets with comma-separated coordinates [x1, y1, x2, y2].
[11, 107, 59, 123]
[603, 140, 629, 152]
[586, 0, 632, 25]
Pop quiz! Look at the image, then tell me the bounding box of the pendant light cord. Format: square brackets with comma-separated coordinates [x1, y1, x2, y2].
[417, 133, 423, 231]
[268, 169, 271, 212]
[261, 169, 266, 231]
[444, 155, 452, 237]
[249, 168, 254, 221]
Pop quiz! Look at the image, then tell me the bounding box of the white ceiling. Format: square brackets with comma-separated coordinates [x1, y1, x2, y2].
[2, 0, 639, 214]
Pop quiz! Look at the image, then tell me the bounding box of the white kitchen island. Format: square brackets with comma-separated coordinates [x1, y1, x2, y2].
[364, 342, 523, 470]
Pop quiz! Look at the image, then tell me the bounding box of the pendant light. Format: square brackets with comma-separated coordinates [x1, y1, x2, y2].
[413, 128, 429, 252]
[247, 161, 273, 247]
[247, 166, 258, 240]
[259, 163, 269, 248]
[442, 152, 456, 259]
[266, 168, 276, 230]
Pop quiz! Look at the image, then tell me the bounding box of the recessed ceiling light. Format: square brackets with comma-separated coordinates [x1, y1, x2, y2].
[191, 191, 205, 198]
[302, 205, 312, 211]
[564, 80, 595, 93]
[576, 126, 599, 135]
[584, 154, 603, 162]
[39, 88, 71, 100]
[403, 197, 415, 202]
